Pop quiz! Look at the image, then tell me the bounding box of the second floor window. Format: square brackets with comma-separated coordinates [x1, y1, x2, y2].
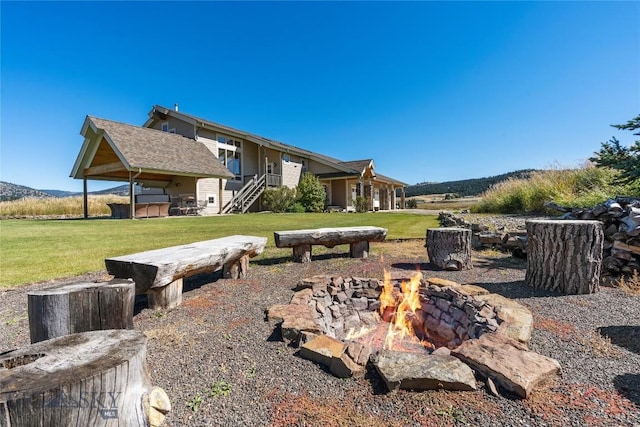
[218, 135, 242, 180]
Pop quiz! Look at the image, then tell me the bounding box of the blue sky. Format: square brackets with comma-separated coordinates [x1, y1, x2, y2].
[1, 1, 639, 192]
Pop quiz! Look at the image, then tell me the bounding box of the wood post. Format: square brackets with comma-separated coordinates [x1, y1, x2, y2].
[0, 330, 170, 427]
[293, 245, 312, 263]
[426, 227, 473, 271]
[223, 255, 250, 279]
[147, 279, 183, 310]
[27, 279, 135, 344]
[526, 220, 603, 294]
[350, 241, 370, 258]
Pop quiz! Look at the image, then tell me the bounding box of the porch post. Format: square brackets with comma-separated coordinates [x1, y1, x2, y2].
[218, 178, 223, 214]
[392, 187, 396, 210]
[129, 171, 135, 219]
[83, 176, 88, 219]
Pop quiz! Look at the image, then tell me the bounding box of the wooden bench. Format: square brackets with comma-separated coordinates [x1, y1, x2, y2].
[105, 235, 267, 309]
[274, 226, 387, 262]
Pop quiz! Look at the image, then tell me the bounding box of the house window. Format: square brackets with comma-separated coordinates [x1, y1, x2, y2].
[282, 154, 291, 163]
[218, 134, 242, 181]
[207, 194, 216, 205]
[161, 122, 176, 133]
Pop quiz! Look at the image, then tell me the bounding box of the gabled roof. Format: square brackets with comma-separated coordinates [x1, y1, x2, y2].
[144, 105, 407, 186]
[146, 105, 361, 175]
[70, 116, 234, 183]
[339, 160, 374, 175]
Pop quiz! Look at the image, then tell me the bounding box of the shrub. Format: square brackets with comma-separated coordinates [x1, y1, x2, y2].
[262, 186, 298, 213]
[296, 173, 326, 212]
[355, 196, 370, 213]
[406, 198, 418, 209]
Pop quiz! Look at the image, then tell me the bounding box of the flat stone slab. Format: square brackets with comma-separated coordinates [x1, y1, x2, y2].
[267, 304, 323, 343]
[372, 350, 477, 392]
[475, 293, 533, 344]
[298, 335, 347, 367]
[452, 332, 561, 399]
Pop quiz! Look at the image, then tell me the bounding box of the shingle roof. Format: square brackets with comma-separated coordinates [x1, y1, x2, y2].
[149, 105, 351, 171]
[338, 160, 373, 174]
[88, 116, 233, 178]
[146, 105, 406, 186]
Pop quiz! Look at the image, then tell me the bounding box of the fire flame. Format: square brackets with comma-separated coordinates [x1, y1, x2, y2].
[380, 269, 427, 350]
[345, 268, 435, 352]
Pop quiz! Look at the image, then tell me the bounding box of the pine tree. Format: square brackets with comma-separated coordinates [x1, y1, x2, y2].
[590, 115, 640, 186]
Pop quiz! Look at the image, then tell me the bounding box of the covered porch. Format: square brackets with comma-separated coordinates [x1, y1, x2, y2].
[70, 116, 234, 219]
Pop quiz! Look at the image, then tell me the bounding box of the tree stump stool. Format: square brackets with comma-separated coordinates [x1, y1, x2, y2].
[27, 279, 135, 344]
[426, 227, 473, 271]
[526, 220, 603, 294]
[0, 329, 171, 427]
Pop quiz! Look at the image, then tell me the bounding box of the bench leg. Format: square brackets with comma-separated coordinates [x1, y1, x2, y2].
[223, 255, 249, 279]
[350, 241, 369, 258]
[147, 278, 183, 310]
[293, 244, 312, 263]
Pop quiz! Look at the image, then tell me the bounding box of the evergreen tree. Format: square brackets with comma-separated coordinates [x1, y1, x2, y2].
[590, 115, 640, 186]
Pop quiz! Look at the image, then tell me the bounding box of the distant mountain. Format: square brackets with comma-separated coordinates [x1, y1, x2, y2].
[405, 169, 537, 197]
[0, 182, 53, 201]
[0, 181, 131, 201]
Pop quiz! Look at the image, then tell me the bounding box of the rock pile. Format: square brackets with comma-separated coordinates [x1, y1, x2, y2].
[267, 274, 560, 398]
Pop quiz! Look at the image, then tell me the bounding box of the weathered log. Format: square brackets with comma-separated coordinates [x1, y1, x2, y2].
[425, 227, 472, 271]
[526, 220, 603, 294]
[27, 279, 135, 344]
[274, 226, 387, 248]
[105, 235, 266, 309]
[0, 330, 170, 427]
[274, 226, 387, 262]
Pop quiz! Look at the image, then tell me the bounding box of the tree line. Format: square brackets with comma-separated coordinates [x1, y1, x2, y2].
[404, 170, 536, 198]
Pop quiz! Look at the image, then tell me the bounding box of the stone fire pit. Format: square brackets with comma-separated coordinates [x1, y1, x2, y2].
[267, 272, 561, 399]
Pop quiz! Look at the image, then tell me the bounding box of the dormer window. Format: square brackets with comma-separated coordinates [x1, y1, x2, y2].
[161, 122, 176, 133]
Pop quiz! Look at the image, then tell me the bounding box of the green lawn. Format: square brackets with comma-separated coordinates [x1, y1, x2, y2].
[0, 212, 438, 287]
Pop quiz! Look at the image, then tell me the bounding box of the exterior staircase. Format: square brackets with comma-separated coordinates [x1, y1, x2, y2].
[221, 174, 268, 214]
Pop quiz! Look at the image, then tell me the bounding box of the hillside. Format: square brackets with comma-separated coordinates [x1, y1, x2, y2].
[0, 181, 130, 201]
[405, 169, 536, 197]
[0, 182, 54, 201]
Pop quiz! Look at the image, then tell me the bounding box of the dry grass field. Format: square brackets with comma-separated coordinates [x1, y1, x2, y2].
[409, 194, 482, 212]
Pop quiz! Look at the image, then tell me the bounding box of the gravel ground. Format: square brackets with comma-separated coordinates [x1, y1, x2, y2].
[1, 239, 639, 427]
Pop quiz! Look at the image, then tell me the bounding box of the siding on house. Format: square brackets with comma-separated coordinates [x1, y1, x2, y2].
[140, 105, 406, 214]
[282, 159, 303, 188]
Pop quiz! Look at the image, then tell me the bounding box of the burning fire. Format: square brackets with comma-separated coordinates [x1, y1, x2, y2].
[346, 269, 435, 352]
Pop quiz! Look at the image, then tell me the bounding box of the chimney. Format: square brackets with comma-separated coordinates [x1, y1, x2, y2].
[174, 103, 179, 112]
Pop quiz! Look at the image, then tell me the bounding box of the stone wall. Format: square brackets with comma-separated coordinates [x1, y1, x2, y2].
[291, 274, 500, 349]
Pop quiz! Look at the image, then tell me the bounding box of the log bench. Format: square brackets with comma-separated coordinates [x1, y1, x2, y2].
[105, 235, 267, 309]
[274, 226, 387, 262]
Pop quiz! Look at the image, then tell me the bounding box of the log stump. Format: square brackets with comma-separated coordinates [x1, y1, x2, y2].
[28, 279, 135, 344]
[425, 227, 472, 271]
[0, 329, 170, 427]
[526, 220, 603, 294]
